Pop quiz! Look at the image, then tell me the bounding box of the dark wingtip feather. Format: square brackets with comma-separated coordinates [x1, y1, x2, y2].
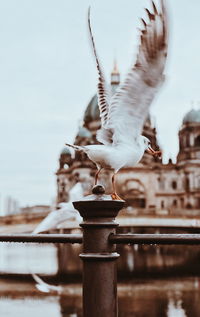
[151, 1, 158, 15]
[141, 18, 147, 28]
[145, 8, 155, 21]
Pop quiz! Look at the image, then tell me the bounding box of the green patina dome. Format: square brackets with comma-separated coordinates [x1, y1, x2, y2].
[84, 94, 100, 123]
[84, 93, 152, 126]
[77, 126, 92, 138]
[183, 109, 200, 124]
[60, 147, 71, 155]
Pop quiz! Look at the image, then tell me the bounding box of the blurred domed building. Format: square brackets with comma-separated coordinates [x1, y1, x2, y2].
[56, 65, 200, 214]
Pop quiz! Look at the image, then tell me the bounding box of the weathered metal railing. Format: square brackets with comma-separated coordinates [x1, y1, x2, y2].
[109, 233, 200, 245]
[0, 234, 82, 244]
[1, 185, 200, 317]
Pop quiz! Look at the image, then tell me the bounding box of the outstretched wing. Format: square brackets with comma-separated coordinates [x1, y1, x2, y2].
[88, 8, 113, 145]
[107, 0, 168, 145]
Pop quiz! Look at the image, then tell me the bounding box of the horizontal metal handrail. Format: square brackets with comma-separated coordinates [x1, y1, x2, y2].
[0, 233, 200, 245]
[109, 233, 200, 245]
[1, 233, 200, 245]
[0, 234, 83, 244]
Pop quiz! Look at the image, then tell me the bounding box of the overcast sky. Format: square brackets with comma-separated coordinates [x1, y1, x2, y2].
[0, 0, 200, 211]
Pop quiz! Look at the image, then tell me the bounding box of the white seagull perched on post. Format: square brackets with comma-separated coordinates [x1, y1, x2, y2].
[66, 0, 168, 200]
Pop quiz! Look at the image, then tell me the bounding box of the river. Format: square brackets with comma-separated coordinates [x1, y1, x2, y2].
[1, 276, 200, 316]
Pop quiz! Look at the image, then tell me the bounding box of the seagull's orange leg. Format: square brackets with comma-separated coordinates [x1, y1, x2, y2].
[111, 173, 123, 200]
[94, 168, 102, 185]
[147, 147, 162, 158]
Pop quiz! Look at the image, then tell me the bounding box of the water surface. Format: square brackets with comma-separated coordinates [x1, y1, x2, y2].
[1, 277, 200, 316]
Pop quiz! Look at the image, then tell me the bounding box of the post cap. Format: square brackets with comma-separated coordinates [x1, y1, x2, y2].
[72, 185, 125, 219]
[92, 185, 105, 195]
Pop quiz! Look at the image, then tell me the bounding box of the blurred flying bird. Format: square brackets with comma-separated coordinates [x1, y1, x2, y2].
[33, 182, 83, 234]
[32, 273, 62, 293]
[31, 182, 83, 293]
[66, 0, 168, 200]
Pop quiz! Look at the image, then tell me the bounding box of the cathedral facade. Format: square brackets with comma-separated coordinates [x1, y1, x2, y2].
[56, 66, 200, 214]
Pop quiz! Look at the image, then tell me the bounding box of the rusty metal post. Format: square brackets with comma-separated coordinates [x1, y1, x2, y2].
[73, 185, 124, 317]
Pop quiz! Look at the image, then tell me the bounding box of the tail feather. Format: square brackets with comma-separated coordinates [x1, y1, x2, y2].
[65, 143, 86, 152]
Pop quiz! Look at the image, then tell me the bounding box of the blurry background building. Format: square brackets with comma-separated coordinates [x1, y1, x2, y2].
[1, 64, 200, 279]
[56, 64, 200, 215]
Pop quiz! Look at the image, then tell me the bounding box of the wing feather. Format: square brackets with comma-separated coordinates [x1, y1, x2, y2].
[88, 8, 112, 131]
[107, 0, 168, 145]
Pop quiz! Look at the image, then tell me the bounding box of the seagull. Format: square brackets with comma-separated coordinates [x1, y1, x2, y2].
[32, 273, 62, 293]
[33, 182, 83, 234]
[31, 182, 84, 294]
[66, 0, 168, 200]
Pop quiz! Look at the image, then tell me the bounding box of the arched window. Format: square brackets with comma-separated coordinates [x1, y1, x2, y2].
[121, 179, 146, 208]
[172, 199, 177, 207]
[158, 176, 165, 190]
[186, 134, 190, 147]
[195, 135, 200, 147]
[186, 202, 192, 209]
[172, 180, 177, 190]
[185, 177, 190, 191]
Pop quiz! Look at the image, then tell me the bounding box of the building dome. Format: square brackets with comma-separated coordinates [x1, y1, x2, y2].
[183, 109, 200, 124]
[77, 126, 92, 138]
[84, 94, 100, 123]
[60, 147, 71, 156]
[84, 94, 153, 126]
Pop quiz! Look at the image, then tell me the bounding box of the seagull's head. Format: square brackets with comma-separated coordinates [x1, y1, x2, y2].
[141, 136, 162, 157]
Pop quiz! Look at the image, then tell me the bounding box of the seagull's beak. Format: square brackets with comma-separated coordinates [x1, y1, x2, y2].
[147, 145, 155, 155]
[147, 145, 162, 157]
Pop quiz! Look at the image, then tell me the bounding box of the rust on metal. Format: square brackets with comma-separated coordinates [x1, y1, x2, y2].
[109, 233, 200, 245]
